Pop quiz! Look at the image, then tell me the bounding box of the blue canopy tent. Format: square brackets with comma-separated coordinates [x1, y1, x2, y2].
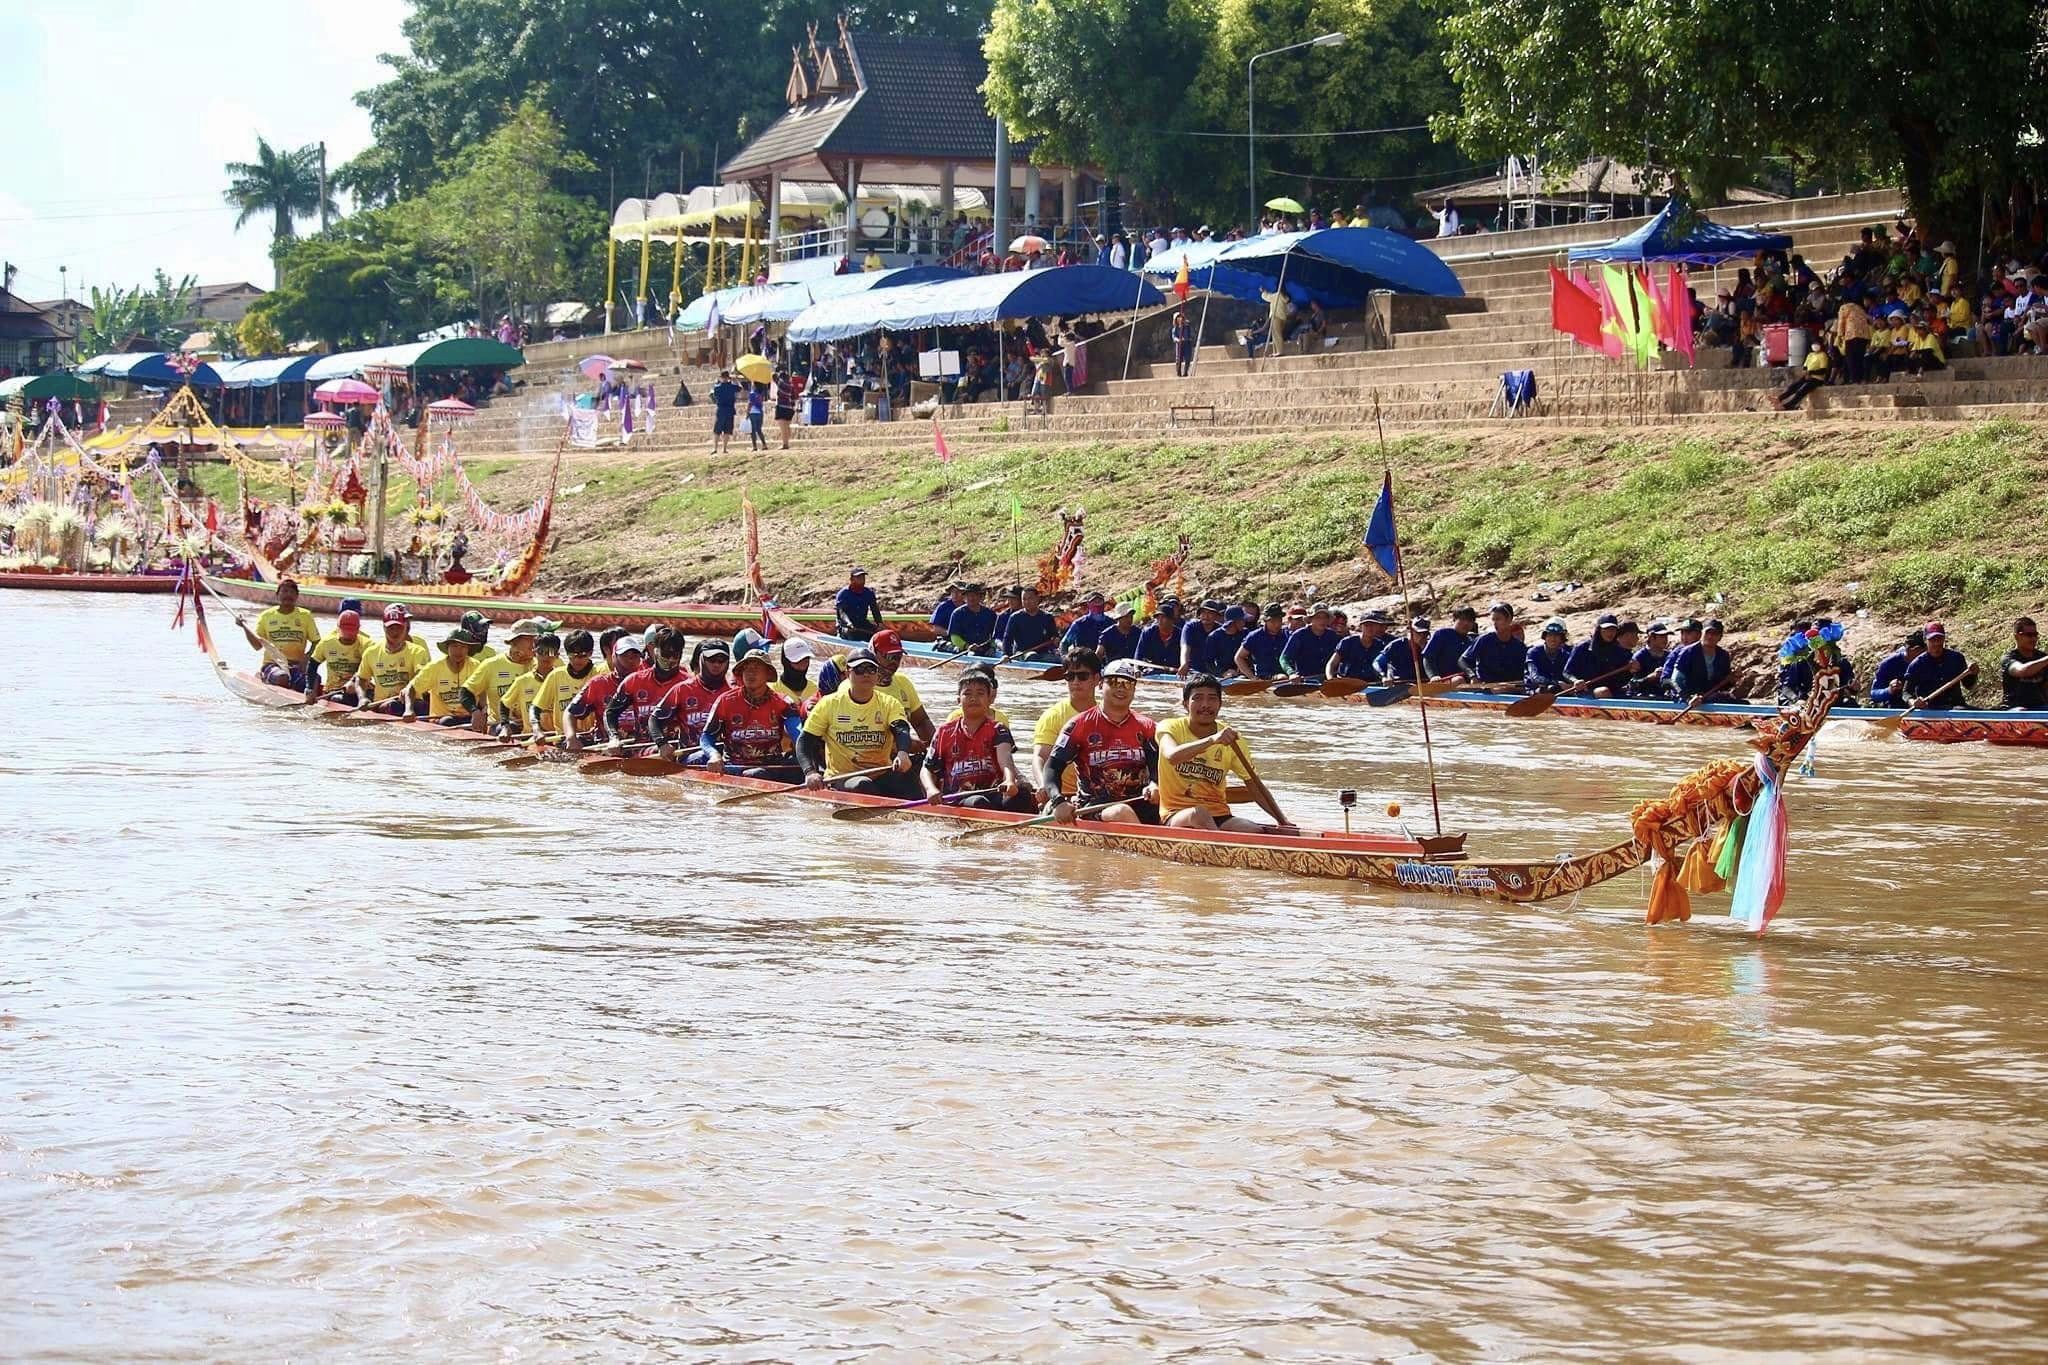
[676, 284, 760, 333]
[723, 266, 968, 327]
[787, 265, 1163, 344]
[75, 352, 138, 376]
[1213, 228, 1466, 302]
[221, 355, 319, 389]
[1567, 201, 1792, 265]
[100, 352, 223, 387]
[1138, 242, 1307, 306]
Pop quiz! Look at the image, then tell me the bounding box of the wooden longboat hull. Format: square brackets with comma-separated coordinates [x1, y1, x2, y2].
[0, 570, 184, 594]
[205, 574, 936, 640]
[202, 632, 1843, 905]
[1335, 686, 2048, 748]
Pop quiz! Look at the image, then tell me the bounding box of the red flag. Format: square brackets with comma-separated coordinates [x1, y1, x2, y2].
[933, 421, 952, 465]
[1548, 265, 1605, 352]
[1173, 257, 1191, 301]
[1668, 264, 1697, 367]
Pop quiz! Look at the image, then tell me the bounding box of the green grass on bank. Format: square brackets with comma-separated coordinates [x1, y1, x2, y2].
[486, 421, 2048, 638]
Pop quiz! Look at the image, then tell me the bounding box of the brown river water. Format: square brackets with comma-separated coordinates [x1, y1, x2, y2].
[6, 591, 2048, 1360]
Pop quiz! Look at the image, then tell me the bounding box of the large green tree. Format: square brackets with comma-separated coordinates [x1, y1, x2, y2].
[223, 138, 337, 287]
[1432, 0, 2048, 243]
[77, 271, 199, 356]
[252, 211, 467, 349]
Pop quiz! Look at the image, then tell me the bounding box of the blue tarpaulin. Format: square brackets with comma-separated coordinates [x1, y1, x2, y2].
[786, 265, 1163, 344]
[721, 266, 968, 326]
[218, 355, 318, 389]
[1138, 242, 1312, 307]
[1213, 227, 1465, 302]
[676, 284, 760, 333]
[98, 352, 223, 387]
[1567, 201, 1793, 265]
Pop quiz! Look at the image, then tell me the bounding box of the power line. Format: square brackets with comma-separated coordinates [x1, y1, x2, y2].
[0, 205, 242, 223]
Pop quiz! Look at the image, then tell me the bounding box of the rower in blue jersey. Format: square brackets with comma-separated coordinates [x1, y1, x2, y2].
[1901, 620, 1975, 707]
[945, 582, 1001, 655]
[1001, 585, 1059, 659]
[1181, 600, 1223, 676]
[1867, 629, 1922, 706]
[1280, 602, 1342, 679]
[1234, 604, 1290, 678]
[1422, 606, 1478, 680]
[1096, 600, 1145, 661]
[1135, 598, 1182, 668]
[1058, 591, 1112, 650]
[1667, 618, 1733, 698]
[1459, 602, 1527, 688]
[1630, 620, 1673, 698]
[1375, 614, 1432, 682]
[1204, 606, 1252, 675]
[834, 565, 883, 642]
[1564, 613, 1633, 695]
[1328, 610, 1390, 681]
[1525, 618, 1571, 691]
[989, 585, 1022, 648]
[1662, 617, 1702, 693]
[929, 580, 966, 636]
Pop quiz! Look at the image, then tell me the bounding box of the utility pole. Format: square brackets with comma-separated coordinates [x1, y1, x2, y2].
[318, 142, 330, 231]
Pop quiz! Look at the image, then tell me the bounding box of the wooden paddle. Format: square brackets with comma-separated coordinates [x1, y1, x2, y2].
[713, 763, 896, 806]
[1413, 678, 1461, 697]
[1320, 676, 1371, 699]
[829, 785, 1002, 821]
[1223, 677, 1271, 697]
[1870, 668, 1971, 733]
[1506, 659, 1639, 719]
[1658, 688, 1729, 726]
[1269, 677, 1324, 697]
[1227, 738, 1296, 833]
[944, 798, 1118, 843]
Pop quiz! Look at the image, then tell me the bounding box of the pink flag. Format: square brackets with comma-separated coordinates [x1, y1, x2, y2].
[1667, 264, 1697, 366]
[933, 421, 952, 464]
[1586, 269, 1626, 359]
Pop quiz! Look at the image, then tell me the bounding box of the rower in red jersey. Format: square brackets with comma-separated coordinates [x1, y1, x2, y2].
[607, 627, 689, 749]
[565, 632, 643, 752]
[651, 637, 731, 761]
[699, 646, 803, 780]
[923, 668, 1034, 811]
[1041, 657, 1161, 825]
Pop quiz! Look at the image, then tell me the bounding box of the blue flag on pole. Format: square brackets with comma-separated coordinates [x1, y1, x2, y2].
[1363, 471, 1400, 579]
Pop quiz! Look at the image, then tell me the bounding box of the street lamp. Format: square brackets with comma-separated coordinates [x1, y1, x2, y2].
[1248, 32, 1347, 232]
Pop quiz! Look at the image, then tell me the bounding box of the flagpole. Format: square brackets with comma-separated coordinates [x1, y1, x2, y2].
[1374, 391, 1443, 836]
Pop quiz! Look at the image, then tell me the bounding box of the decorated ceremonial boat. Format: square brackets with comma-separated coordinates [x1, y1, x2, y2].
[189, 567, 1836, 921]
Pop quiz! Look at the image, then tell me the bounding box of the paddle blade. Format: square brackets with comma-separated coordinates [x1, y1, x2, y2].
[1223, 679, 1271, 697]
[1319, 677, 1369, 699]
[1270, 681, 1321, 698]
[1413, 679, 1462, 697]
[581, 756, 686, 777]
[1363, 683, 1412, 707]
[1504, 690, 1556, 718]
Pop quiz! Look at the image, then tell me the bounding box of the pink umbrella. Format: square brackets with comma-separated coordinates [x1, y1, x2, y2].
[578, 354, 616, 379]
[314, 378, 381, 406]
[427, 398, 477, 422]
[301, 411, 349, 429]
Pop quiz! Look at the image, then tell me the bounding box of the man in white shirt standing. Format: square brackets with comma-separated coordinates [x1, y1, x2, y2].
[1433, 198, 1461, 238]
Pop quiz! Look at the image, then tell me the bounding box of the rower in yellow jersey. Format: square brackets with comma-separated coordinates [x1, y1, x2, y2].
[798, 647, 918, 797]
[462, 616, 542, 733]
[354, 603, 429, 713]
[306, 608, 369, 703]
[1156, 672, 1295, 833]
[406, 627, 481, 724]
[534, 629, 606, 740]
[495, 631, 560, 739]
[243, 576, 320, 689]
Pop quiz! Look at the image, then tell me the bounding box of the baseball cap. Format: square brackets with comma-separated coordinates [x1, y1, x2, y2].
[1223, 606, 1247, 624]
[459, 610, 491, 638]
[336, 598, 364, 615]
[1646, 619, 1670, 635]
[505, 616, 548, 640]
[1200, 598, 1226, 614]
[697, 638, 731, 658]
[1409, 614, 1431, 632]
[382, 602, 411, 624]
[1487, 600, 1514, 616]
[1678, 617, 1704, 632]
[846, 647, 881, 671]
[1704, 618, 1725, 632]
[779, 636, 814, 663]
[849, 565, 868, 577]
[1084, 591, 1106, 605]
[337, 609, 361, 636]
[1263, 604, 1284, 620]
[871, 628, 904, 657]
[1923, 620, 1947, 639]
[1310, 601, 1330, 616]
[1597, 613, 1620, 629]
[1114, 600, 1137, 619]
[1103, 659, 1146, 681]
[1361, 610, 1392, 626]
[1541, 618, 1567, 637]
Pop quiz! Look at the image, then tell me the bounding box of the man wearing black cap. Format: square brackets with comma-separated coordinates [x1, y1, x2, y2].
[1180, 600, 1225, 678]
[799, 647, 919, 797]
[834, 566, 882, 642]
[1376, 615, 1432, 682]
[1423, 607, 1479, 681]
[1329, 611, 1390, 682]
[1001, 584, 1059, 660]
[1668, 618, 1733, 699]
[1458, 602, 1528, 689]
[1135, 598, 1183, 669]
[1565, 613, 1633, 696]
[1902, 621, 1976, 708]
[1234, 604, 1290, 679]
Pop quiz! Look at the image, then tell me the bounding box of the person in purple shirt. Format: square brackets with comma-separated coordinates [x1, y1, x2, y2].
[1329, 611, 1390, 681]
[1135, 599, 1183, 668]
[1234, 604, 1290, 678]
[1375, 615, 1432, 682]
[1180, 600, 1223, 675]
[1901, 620, 1976, 707]
[1280, 602, 1342, 678]
[1095, 601, 1145, 661]
[1524, 619, 1572, 691]
[1059, 591, 1112, 650]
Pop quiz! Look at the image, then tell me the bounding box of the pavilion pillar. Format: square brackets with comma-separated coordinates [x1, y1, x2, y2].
[1064, 170, 1080, 228]
[844, 161, 862, 257]
[939, 162, 955, 219]
[1024, 165, 1040, 226]
[993, 119, 1011, 266]
[603, 237, 617, 335]
[766, 169, 783, 272]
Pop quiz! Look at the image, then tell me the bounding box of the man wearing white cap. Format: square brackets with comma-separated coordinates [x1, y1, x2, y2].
[773, 636, 819, 707]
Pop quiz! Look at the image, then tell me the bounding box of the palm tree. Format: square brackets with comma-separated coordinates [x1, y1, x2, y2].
[223, 138, 336, 287]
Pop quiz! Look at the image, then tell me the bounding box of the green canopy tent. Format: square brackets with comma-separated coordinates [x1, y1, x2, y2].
[0, 372, 102, 404]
